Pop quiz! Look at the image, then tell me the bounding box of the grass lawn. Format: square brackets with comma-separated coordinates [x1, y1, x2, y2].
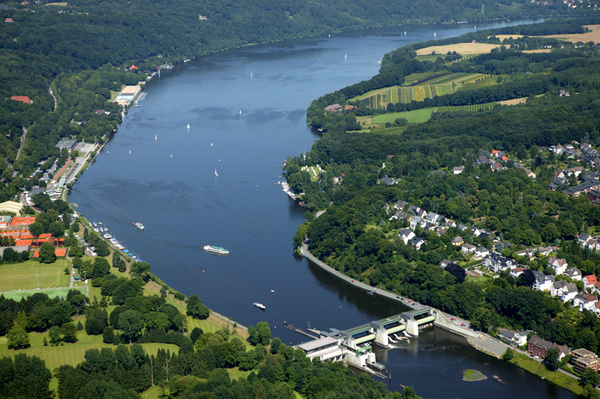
[372, 108, 437, 124]
[0, 259, 70, 292]
[2, 286, 86, 301]
[510, 352, 583, 396]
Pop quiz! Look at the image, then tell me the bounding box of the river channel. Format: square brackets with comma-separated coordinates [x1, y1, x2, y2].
[69, 20, 577, 398]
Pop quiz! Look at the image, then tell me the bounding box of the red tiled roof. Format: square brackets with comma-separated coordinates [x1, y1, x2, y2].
[9, 217, 36, 226]
[585, 275, 597, 285]
[10, 96, 30, 104]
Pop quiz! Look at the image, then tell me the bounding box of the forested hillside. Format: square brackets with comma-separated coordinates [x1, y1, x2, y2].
[0, 0, 581, 204]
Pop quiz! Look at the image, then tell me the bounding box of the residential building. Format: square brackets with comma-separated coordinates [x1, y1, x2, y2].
[451, 236, 464, 246]
[527, 336, 569, 359]
[584, 275, 597, 289]
[571, 348, 599, 373]
[398, 228, 415, 245]
[498, 329, 529, 347]
[532, 270, 554, 291]
[462, 243, 476, 254]
[548, 257, 568, 275]
[483, 253, 516, 273]
[565, 267, 582, 281]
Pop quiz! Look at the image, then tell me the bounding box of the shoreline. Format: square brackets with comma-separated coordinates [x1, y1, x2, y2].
[299, 241, 588, 396]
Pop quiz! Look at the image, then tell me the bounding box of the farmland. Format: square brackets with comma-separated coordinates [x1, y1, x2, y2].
[361, 101, 498, 128]
[353, 73, 490, 109]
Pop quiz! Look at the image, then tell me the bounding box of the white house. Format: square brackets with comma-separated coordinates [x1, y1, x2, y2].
[398, 228, 415, 245]
[548, 257, 568, 275]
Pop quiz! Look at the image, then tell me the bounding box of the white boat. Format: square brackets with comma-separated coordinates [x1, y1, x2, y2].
[203, 245, 229, 255]
[253, 302, 266, 310]
[134, 222, 145, 231]
[155, 134, 157, 141]
[103, 233, 112, 239]
[215, 169, 218, 177]
[187, 123, 190, 130]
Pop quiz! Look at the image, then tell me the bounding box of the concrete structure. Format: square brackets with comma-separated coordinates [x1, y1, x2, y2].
[295, 309, 436, 376]
[0, 201, 23, 216]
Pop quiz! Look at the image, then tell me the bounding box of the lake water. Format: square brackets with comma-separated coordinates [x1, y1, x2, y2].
[69, 20, 577, 398]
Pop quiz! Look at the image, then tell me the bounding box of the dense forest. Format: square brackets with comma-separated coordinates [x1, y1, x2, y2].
[286, 18, 600, 365]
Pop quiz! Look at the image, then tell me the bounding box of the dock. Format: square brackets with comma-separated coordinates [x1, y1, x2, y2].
[284, 322, 320, 340]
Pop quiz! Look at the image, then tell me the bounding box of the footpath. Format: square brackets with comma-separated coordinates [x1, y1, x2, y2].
[300, 242, 503, 350]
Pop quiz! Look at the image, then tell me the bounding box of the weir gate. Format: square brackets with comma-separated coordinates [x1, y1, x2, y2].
[293, 308, 435, 377]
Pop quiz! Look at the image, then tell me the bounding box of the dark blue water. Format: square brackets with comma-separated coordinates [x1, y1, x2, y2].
[70, 20, 577, 398]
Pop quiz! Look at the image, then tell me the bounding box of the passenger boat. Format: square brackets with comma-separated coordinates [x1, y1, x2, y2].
[253, 302, 266, 310]
[134, 222, 145, 231]
[203, 245, 229, 255]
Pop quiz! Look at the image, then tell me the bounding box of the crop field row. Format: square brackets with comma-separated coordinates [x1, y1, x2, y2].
[356, 73, 491, 109]
[435, 102, 497, 113]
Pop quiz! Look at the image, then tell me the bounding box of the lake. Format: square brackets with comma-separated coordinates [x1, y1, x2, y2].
[69, 19, 577, 398]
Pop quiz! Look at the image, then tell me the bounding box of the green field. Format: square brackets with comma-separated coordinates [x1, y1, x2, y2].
[1, 286, 86, 301]
[0, 259, 70, 292]
[372, 108, 437, 124]
[0, 326, 180, 371]
[435, 103, 497, 113]
[353, 73, 491, 109]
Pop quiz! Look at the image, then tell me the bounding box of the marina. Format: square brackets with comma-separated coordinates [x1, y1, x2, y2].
[91, 222, 142, 262]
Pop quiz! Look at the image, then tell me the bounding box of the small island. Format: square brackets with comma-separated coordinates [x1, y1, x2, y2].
[463, 369, 488, 382]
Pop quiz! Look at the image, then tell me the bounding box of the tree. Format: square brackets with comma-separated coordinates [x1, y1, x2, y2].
[580, 367, 600, 388]
[503, 348, 514, 362]
[190, 327, 204, 344]
[186, 295, 209, 320]
[85, 308, 108, 335]
[29, 222, 44, 247]
[49, 325, 62, 345]
[7, 323, 30, 349]
[103, 326, 115, 344]
[92, 257, 110, 279]
[38, 241, 56, 264]
[0, 354, 51, 398]
[544, 347, 560, 371]
[270, 337, 281, 354]
[119, 310, 144, 342]
[49, 221, 65, 238]
[256, 322, 271, 346]
[61, 322, 78, 343]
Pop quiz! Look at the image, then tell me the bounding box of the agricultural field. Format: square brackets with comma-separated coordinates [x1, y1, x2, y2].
[416, 42, 501, 56]
[543, 24, 600, 45]
[435, 102, 497, 113]
[353, 73, 490, 109]
[0, 259, 71, 292]
[370, 108, 437, 124]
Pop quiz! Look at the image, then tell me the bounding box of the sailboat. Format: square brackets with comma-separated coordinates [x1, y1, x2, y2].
[187, 123, 190, 130]
[154, 134, 157, 141]
[215, 169, 218, 177]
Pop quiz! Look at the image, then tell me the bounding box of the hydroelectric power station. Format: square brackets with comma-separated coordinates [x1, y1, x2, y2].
[291, 308, 436, 377]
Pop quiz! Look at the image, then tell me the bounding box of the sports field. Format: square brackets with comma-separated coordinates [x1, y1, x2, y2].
[1, 286, 86, 301]
[0, 259, 70, 292]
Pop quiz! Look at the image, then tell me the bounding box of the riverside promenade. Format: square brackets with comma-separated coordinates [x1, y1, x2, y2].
[299, 242, 507, 350]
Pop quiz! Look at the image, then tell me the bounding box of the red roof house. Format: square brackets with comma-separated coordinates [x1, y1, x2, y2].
[10, 96, 31, 105]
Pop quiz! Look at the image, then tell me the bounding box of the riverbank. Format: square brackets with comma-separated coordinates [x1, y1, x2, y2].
[299, 242, 588, 396]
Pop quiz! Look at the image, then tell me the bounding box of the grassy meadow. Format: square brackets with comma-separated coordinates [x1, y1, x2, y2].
[0, 259, 70, 292]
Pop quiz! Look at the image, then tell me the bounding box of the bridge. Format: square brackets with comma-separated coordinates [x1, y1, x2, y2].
[294, 308, 436, 377]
